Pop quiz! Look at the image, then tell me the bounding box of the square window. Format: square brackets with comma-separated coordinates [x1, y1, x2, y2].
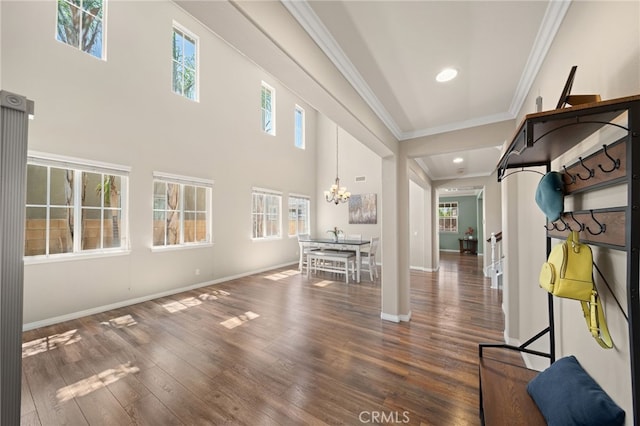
[152, 174, 212, 248]
[56, 0, 105, 60]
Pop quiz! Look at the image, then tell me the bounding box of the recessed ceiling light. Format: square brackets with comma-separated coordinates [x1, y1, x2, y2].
[436, 68, 458, 82]
[453, 157, 464, 163]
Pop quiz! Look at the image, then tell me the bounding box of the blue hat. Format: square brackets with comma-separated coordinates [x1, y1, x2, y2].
[535, 172, 565, 222]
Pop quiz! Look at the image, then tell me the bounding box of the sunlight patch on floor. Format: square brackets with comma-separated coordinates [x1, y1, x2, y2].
[101, 314, 137, 328]
[220, 311, 260, 329]
[198, 289, 230, 301]
[162, 296, 203, 313]
[22, 329, 81, 359]
[56, 363, 140, 402]
[265, 269, 300, 281]
[314, 280, 334, 287]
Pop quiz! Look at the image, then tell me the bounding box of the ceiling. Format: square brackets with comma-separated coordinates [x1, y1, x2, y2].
[177, 0, 569, 188]
[282, 0, 568, 184]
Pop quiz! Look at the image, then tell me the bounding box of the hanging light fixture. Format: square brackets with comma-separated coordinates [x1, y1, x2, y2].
[325, 125, 350, 204]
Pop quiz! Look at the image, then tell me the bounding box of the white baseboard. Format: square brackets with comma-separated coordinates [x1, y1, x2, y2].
[380, 310, 412, 323]
[23, 261, 297, 331]
[441, 249, 484, 256]
[409, 265, 439, 272]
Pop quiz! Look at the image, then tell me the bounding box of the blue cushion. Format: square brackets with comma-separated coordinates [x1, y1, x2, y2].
[535, 171, 564, 222]
[527, 356, 625, 426]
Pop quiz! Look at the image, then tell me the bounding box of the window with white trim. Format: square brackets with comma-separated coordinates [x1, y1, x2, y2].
[25, 154, 129, 258]
[438, 201, 458, 232]
[56, 0, 106, 60]
[294, 105, 305, 149]
[261, 82, 276, 135]
[288, 195, 310, 236]
[252, 188, 281, 239]
[152, 173, 212, 248]
[172, 23, 198, 101]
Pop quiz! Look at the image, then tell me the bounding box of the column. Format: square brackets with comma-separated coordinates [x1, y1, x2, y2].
[0, 91, 31, 425]
[380, 154, 411, 322]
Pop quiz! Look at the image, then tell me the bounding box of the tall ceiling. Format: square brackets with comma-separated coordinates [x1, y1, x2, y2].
[177, 0, 569, 184]
[283, 0, 568, 183]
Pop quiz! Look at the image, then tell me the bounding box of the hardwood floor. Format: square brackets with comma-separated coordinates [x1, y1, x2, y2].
[20, 252, 514, 425]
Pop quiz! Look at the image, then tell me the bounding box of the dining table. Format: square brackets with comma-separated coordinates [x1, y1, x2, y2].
[298, 237, 371, 283]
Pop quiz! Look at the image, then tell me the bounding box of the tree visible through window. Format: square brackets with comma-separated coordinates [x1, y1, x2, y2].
[172, 25, 197, 100]
[261, 82, 275, 135]
[25, 156, 128, 258]
[153, 175, 211, 247]
[438, 201, 458, 232]
[252, 189, 281, 239]
[56, 0, 105, 59]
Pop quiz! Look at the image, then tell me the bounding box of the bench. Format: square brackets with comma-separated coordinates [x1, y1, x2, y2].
[479, 347, 626, 426]
[479, 357, 546, 426]
[306, 251, 356, 283]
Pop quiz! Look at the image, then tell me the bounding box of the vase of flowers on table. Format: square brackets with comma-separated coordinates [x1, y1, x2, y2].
[327, 226, 343, 242]
[465, 226, 474, 239]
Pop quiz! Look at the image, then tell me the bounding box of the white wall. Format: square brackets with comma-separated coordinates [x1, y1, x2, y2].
[506, 0, 640, 421]
[482, 171, 502, 272]
[2, 1, 321, 326]
[0, 1, 3, 87]
[315, 114, 382, 242]
[409, 180, 425, 270]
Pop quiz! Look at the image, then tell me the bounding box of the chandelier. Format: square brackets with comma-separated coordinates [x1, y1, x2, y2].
[325, 125, 350, 204]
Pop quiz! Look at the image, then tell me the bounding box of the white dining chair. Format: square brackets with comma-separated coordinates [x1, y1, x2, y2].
[360, 236, 379, 281]
[298, 234, 318, 272]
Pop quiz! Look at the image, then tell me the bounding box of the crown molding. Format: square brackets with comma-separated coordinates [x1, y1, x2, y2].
[508, 0, 572, 116]
[282, 0, 403, 139]
[283, 0, 570, 140]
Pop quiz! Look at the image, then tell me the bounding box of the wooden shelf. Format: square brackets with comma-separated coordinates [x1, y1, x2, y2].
[497, 95, 640, 180]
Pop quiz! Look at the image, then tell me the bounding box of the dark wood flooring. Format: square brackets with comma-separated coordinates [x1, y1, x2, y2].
[20, 252, 513, 425]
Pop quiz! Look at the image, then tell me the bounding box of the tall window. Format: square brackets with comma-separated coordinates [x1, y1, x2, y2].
[56, 0, 105, 59]
[172, 24, 198, 101]
[252, 188, 281, 239]
[152, 173, 212, 248]
[25, 154, 129, 258]
[438, 201, 458, 232]
[288, 195, 310, 236]
[294, 105, 305, 149]
[261, 82, 276, 135]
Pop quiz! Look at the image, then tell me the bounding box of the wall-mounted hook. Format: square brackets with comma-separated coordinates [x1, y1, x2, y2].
[569, 212, 584, 231]
[597, 144, 621, 173]
[575, 157, 595, 181]
[562, 165, 576, 185]
[556, 216, 570, 232]
[544, 222, 557, 231]
[586, 210, 606, 236]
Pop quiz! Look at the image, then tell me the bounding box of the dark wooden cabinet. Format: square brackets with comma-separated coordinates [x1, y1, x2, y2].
[458, 238, 477, 254]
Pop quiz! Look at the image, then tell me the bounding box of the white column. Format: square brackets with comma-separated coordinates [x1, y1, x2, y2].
[380, 154, 411, 322]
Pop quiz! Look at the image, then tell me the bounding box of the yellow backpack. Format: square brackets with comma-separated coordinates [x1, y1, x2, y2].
[539, 230, 594, 301]
[538, 231, 613, 349]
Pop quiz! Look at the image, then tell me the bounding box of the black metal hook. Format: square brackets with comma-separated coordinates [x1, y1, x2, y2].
[597, 144, 621, 173]
[555, 216, 570, 232]
[586, 210, 606, 235]
[575, 157, 594, 181]
[562, 165, 576, 185]
[569, 212, 584, 231]
[544, 221, 556, 231]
